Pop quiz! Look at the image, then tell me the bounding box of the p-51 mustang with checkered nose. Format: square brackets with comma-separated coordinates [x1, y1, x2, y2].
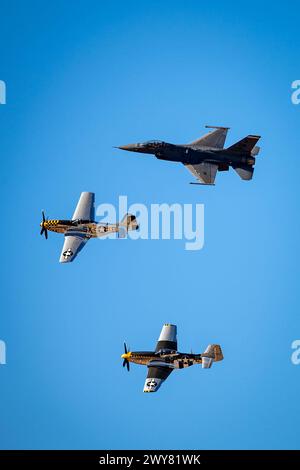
[40, 192, 139, 263]
[117, 125, 261, 185]
[121, 324, 223, 393]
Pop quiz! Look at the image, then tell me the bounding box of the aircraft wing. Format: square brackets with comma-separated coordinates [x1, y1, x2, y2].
[72, 192, 95, 221]
[189, 126, 229, 149]
[143, 362, 174, 393]
[59, 232, 89, 263]
[184, 162, 218, 185]
[155, 324, 177, 352]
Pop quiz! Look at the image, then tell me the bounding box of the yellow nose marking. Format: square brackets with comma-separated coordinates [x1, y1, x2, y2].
[121, 352, 132, 360]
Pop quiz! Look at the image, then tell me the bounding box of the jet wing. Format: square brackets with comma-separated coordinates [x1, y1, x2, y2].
[155, 324, 177, 353]
[184, 162, 218, 185]
[143, 362, 174, 393]
[189, 126, 229, 149]
[59, 232, 88, 263]
[72, 192, 95, 221]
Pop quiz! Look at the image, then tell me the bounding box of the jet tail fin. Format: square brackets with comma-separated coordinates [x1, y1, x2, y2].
[225, 135, 261, 155]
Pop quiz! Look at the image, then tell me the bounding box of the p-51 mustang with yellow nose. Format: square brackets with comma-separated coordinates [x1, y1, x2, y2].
[40, 192, 139, 263]
[121, 324, 223, 393]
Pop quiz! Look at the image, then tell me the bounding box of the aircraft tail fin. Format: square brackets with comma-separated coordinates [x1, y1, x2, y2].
[225, 135, 260, 155]
[119, 213, 139, 232]
[202, 344, 223, 368]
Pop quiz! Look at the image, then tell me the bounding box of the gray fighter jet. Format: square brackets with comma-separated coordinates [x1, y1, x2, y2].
[121, 324, 223, 393]
[118, 126, 261, 185]
[40, 192, 139, 263]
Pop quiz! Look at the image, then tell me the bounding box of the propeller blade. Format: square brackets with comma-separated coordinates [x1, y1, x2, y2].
[40, 210, 48, 239]
[122, 342, 130, 371]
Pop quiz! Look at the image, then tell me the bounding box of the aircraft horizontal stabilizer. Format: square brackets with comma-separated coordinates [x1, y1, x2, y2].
[251, 145, 260, 156]
[202, 357, 213, 369]
[234, 166, 254, 180]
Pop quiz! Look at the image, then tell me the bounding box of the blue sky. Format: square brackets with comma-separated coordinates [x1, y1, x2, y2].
[0, 0, 300, 449]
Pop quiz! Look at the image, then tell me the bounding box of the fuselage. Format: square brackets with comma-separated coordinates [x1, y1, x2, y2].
[127, 350, 203, 369]
[118, 141, 255, 169]
[40, 219, 118, 238]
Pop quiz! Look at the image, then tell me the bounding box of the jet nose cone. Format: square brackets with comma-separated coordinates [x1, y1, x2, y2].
[117, 144, 139, 151]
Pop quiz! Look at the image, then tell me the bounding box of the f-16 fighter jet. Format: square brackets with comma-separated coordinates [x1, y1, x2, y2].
[117, 125, 261, 185]
[121, 324, 223, 393]
[40, 192, 138, 263]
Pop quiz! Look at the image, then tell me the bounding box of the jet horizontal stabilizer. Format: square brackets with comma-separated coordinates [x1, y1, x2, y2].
[234, 165, 254, 181]
[251, 145, 260, 156]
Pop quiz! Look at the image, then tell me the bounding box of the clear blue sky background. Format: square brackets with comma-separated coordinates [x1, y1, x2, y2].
[0, 0, 299, 450]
